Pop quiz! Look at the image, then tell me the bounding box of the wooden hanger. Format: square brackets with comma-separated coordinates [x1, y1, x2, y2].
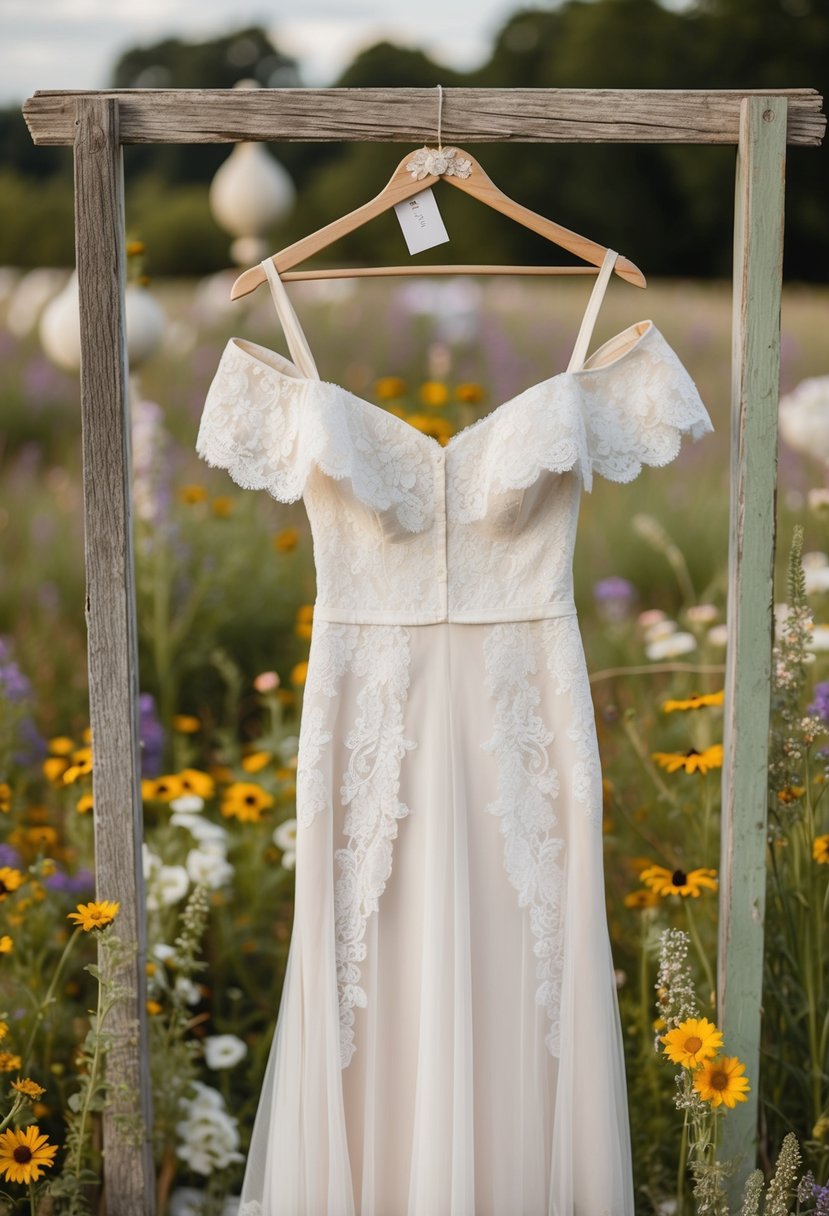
[230, 88, 646, 298]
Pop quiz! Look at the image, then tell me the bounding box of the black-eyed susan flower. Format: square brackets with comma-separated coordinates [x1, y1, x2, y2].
[651, 744, 724, 775]
[273, 527, 299, 553]
[661, 1017, 724, 1067]
[241, 751, 272, 775]
[220, 782, 275, 824]
[405, 413, 454, 443]
[778, 785, 807, 804]
[692, 1054, 751, 1108]
[12, 1078, 45, 1099]
[172, 715, 201, 734]
[142, 774, 186, 802]
[0, 1053, 22, 1072]
[0, 1023, 8, 1042]
[176, 769, 215, 799]
[0, 783, 11, 813]
[42, 757, 70, 785]
[419, 380, 449, 407]
[76, 794, 94, 815]
[67, 900, 120, 931]
[813, 834, 829, 864]
[456, 382, 484, 404]
[295, 603, 314, 640]
[0, 1124, 58, 1183]
[0, 869, 24, 901]
[291, 661, 308, 687]
[623, 889, 660, 910]
[639, 864, 719, 898]
[375, 376, 406, 400]
[179, 484, 208, 504]
[661, 690, 725, 713]
[146, 1000, 163, 1016]
[211, 496, 234, 517]
[47, 736, 75, 756]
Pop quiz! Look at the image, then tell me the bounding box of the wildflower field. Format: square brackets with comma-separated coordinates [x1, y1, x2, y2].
[0, 266, 827, 1214]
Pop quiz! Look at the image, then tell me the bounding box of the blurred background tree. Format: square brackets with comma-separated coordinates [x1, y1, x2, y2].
[1, 0, 825, 279]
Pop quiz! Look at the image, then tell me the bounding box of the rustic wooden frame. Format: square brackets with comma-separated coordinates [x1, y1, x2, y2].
[21, 86, 825, 1214]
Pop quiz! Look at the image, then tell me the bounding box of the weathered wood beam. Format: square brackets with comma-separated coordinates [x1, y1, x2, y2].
[718, 94, 787, 1204]
[74, 95, 156, 1214]
[24, 87, 825, 146]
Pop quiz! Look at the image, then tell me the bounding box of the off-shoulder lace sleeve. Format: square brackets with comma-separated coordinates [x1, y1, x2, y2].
[575, 322, 714, 489]
[195, 339, 309, 502]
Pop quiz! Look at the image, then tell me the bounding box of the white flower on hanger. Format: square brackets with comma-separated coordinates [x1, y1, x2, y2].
[406, 146, 472, 181]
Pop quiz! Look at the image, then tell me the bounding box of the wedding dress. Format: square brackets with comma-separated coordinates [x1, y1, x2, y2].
[196, 247, 715, 1215]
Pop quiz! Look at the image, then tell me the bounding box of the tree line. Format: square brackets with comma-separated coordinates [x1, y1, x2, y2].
[1, 0, 826, 280]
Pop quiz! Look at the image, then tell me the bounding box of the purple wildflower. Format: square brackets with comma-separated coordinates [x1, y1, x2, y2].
[0, 844, 22, 868]
[139, 692, 165, 777]
[593, 576, 638, 623]
[45, 866, 95, 894]
[808, 681, 829, 723]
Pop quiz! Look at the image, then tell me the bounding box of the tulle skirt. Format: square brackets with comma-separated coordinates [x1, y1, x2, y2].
[238, 618, 635, 1216]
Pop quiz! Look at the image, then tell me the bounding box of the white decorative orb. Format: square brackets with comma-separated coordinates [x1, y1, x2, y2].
[209, 142, 295, 241]
[39, 268, 81, 370]
[125, 282, 165, 367]
[39, 270, 166, 372]
[778, 376, 829, 464]
[9, 266, 68, 337]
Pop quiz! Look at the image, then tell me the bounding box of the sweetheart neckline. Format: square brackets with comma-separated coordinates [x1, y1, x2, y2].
[228, 318, 656, 456]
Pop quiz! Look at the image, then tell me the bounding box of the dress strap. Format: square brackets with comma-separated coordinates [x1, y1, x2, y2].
[566, 248, 619, 373]
[259, 258, 320, 381]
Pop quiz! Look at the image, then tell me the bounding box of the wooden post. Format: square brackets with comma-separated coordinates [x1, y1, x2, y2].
[74, 96, 155, 1213]
[718, 95, 787, 1202]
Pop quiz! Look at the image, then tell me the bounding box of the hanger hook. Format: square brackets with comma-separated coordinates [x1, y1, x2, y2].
[436, 83, 443, 151]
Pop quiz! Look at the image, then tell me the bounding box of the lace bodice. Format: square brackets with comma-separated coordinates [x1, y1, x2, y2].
[196, 250, 713, 624]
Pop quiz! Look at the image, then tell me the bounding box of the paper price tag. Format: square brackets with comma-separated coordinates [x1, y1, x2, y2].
[394, 187, 450, 255]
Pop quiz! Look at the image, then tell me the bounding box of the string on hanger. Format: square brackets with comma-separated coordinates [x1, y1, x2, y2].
[436, 84, 443, 151]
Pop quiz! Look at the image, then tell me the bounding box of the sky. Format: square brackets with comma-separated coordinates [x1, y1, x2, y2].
[3, 0, 518, 108]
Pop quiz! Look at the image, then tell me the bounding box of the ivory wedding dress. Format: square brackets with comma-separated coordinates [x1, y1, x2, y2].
[196, 248, 715, 1216]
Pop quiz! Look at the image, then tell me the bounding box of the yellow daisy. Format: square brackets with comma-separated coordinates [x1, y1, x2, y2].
[405, 413, 453, 443]
[623, 889, 660, 910]
[172, 715, 201, 734]
[639, 864, 719, 898]
[76, 794, 94, 815]
[0, 869, 25, 901]
[176, 769, 215, 799]
[179, 484, 208, 504]
[220, 782, 275, 824]
[273, 527, 299, 553]
[692, 1054, 751, 1108]
[456, 382, 484, 404]
[813, 834, 829, 864]
[0, 783, 10, 813]
[374, 376, 407, 400]
[211, 496, 234, 517]
[42, 757, 70, 785]
[12, 1078, 46, 1099]
[291, 661, 309, 687]
[67, 900, 120, 932]
[651, 744, 724, 774]
[47, 736, 75, 756]
[661, 690, 725, 713]
[418, 380, 449, 407]
[0, 936, 13, 954]
[661, 1017, 724, 1067]
[0, 1053, 22, 1072]
[0, 1124, 58, 1184]
[142, 774, 185, 802]
[241, 751, 272, 774]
